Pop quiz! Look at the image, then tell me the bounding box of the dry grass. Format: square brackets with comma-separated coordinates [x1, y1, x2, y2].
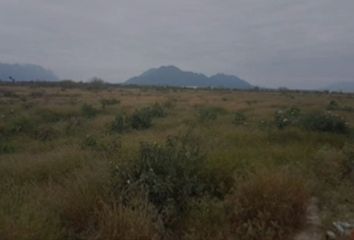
[0, 84, 353, 239]
[228, 169, 309, 240]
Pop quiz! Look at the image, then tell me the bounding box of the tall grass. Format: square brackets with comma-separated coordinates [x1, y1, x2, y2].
[228, 170, 309, 240]
[0, 84, 353, 239]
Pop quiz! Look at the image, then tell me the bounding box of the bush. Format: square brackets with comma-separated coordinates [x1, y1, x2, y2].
[82, 135, 98, 149]
[81, 104, 98, 118]
[326, 100, 339, 110]
[129, 108, 153, 130]
[227, 170, 309, 240]
[112, 135, 209, 226]
[0, 142, 15, 154]
[300, 112, 349, 134]
[110, 112, 127, 133]
[274, 107, 301, 129]
[326, 100, 354, 112]
[233, 112, 247, 126]
[198, 107, 226, 122]
[147, 103, 167, 118]
[100, 98, 120, 109]
[81, 135, 121, 153]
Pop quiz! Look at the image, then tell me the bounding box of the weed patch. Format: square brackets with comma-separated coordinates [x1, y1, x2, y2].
[227, 170, 309, 240]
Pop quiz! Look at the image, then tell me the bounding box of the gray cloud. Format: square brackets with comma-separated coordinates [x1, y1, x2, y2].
[1, 0, 353, 88]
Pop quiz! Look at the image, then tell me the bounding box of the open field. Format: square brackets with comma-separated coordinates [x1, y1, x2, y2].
[0, 83, 354, 240]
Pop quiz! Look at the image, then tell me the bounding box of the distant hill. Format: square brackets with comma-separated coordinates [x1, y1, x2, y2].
[324, 81, 354, 93]
[0, 63, 58, 82]
[125, 66, 253, 89]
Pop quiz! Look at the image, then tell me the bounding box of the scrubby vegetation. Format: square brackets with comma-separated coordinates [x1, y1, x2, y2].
[0, 83, 353, 240]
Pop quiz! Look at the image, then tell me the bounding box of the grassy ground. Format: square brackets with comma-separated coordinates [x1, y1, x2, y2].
[0, 84, 353, 240]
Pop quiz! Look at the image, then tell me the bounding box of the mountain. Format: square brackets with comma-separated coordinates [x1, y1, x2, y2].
[324, 81, 354, 93]
[125, 66, 253, 89]
[0, 63, 58, 82]
[208, 73, 253, 89]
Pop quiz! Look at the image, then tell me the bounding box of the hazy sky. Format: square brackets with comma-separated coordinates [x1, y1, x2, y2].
[1, 0, 354, 88]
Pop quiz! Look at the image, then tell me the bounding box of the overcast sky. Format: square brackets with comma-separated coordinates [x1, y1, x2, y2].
[1, 0, 354, 88]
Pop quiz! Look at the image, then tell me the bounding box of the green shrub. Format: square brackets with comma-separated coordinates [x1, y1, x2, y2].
[87, 77, 106, 90]
[0, 142, 15, 154]
[129, 108, 153, 130]
[198, 107, 226, 122]
[274, 107, 301, 129]
[300, 112, 349, 134]
[233, 112, 247, 126]
[147, 103, 167, 118]
[100, 98, 120, 109]
[82, 135, 98, 149]
[227, 170, 309, 240]
[326, 100, 354, 112]
[112, 135, 209, 226]
[110, 112, 127, 133]
[81, 135, 121, 153]
[326, 100, 339, 110]
[81, 104, 98, 118]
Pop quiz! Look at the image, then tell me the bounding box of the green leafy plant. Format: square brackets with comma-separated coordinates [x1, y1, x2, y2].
[233, 112, 247, 126]
[198, 106, 226, 122]
[300, 112, 349, 134]
[326, 100, 339, 110]
[274, 107, 301, 129]
[129, 108, 153, 130]
[0, 142, 15, 154]
[147, 103, 167, 118]
[110, 112, 127, 133]
[112, 134, 209, 226]
[100, 98, 120, 109]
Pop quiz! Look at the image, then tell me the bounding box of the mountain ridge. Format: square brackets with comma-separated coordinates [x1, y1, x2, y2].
[0, 63, 58, 82]
[125, 66, 253, 89]
[324, 81, 354, 92]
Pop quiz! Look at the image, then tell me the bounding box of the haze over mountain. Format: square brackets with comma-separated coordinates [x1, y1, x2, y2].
[125, 66, 253, 89]
[0, 63, 58, 82]
[324, 81, 354, 93]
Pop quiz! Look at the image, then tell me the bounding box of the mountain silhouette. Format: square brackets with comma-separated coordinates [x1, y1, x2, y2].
[0, 63, 58, 82]
[324, 81, 354, 92]
[125, 66, 253, 89]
